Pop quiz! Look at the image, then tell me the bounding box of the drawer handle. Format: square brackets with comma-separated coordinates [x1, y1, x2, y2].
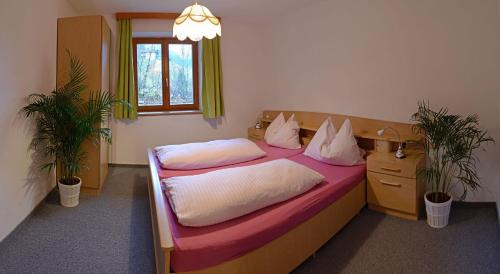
[380, 167, 402, 173]
[380, 180, 402, 187]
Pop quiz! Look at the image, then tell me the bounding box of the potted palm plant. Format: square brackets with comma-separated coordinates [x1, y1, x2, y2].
[412, 101, 493, 228]
[21, 52, 128, 207]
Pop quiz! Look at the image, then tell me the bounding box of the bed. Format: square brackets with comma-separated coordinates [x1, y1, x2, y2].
[147, 110, 417, 274]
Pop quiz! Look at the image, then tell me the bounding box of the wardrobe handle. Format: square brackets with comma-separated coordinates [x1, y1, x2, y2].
[380, 180, 402, 187]
[381, 167, 402, 173]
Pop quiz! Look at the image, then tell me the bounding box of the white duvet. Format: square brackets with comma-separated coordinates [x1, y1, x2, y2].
[155, 138, 266, 170]
[163, 159, 324, 227]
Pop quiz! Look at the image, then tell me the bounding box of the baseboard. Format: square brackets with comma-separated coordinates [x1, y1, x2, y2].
[108, 163, 148, 168]
[453, 201, 499, 226]
[497, 199, 500, 227]
[80, 187, 101, 196]
[452, 201, 497, 208]
[0, 184, 57, 243]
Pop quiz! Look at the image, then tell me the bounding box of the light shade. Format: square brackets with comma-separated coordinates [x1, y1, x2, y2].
[377, 127, 401, 141]
[173, 3, 221, 42]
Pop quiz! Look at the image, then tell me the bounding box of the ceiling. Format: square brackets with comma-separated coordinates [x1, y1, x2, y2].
[67, 0, 318, 23]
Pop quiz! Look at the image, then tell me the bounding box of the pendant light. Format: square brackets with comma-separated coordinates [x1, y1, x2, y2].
[173, 1, 221, 42]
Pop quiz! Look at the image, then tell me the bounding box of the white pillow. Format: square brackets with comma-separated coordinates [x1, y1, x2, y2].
[155, 138, 266, 170]
[266, 114, 301, 149]
[304, 119, 364, 166]
[264, 112, 285, 141]
[164, 159, 324, 226]
[304, 117, 336, 160]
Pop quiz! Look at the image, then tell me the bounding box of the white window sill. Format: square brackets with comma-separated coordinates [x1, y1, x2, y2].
[138, 110, 203, 117]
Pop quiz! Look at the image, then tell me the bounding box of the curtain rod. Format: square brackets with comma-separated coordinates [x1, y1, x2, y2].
[115, 13, 179, 20]
[115, 12, 221, 20]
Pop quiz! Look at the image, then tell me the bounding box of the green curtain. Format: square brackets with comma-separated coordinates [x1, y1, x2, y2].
[115, 19, 137, 119]
[202, 36, 224, 119]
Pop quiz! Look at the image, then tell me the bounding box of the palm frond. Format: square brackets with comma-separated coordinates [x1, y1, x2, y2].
[412, 100, 493, 200]
[61, 49, 87, 101]
[20, 51, 128, 181]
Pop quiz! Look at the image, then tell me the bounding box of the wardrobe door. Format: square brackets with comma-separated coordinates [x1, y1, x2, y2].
[57, 15, 109, 194]
[99, 18, 111, 189]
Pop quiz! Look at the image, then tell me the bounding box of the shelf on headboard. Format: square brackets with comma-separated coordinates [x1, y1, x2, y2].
[260, 110, 422, 144]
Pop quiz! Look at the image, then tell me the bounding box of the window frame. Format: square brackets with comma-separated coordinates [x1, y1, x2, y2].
[132, 37, 199, 112]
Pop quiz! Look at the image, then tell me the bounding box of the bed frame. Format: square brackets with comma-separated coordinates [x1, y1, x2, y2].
[147, 110, 420, 274]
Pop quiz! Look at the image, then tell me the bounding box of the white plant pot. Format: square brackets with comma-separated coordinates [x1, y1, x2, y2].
[58, 178, 82, 207]
[424, 192, 452, 228]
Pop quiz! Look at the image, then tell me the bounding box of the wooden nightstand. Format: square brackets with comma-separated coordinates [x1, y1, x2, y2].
[248, 127, 265, 142]
[367, 151, 425, 220]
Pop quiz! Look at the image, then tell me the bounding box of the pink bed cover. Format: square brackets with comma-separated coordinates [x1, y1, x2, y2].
[154, 141, 366, 272]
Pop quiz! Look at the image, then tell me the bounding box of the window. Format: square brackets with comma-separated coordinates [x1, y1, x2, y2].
[133, 38, 199, 112]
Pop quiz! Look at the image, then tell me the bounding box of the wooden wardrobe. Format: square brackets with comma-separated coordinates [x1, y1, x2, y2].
[56, 15, 111, 195]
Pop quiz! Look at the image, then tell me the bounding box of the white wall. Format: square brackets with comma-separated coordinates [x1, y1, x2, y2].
[258, 0, 500, 201]
[109, 1, 500, 201]
[3, 0, 497, 245]
[0, 0, 78, 241]
[110, 19, 266, 164]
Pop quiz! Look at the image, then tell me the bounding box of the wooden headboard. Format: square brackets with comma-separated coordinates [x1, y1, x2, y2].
[260, 110, 422, 151]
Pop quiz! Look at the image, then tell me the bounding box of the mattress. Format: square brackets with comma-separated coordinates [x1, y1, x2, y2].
[156, 144, 366, 272]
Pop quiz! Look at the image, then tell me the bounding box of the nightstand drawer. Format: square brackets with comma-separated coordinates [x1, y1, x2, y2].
[367, 171, 416, 214]
[248, 127, 265, 141]
[248, 132, 263, 140]
[367, 158, 417, 178]
[248, 136, 261, 142]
